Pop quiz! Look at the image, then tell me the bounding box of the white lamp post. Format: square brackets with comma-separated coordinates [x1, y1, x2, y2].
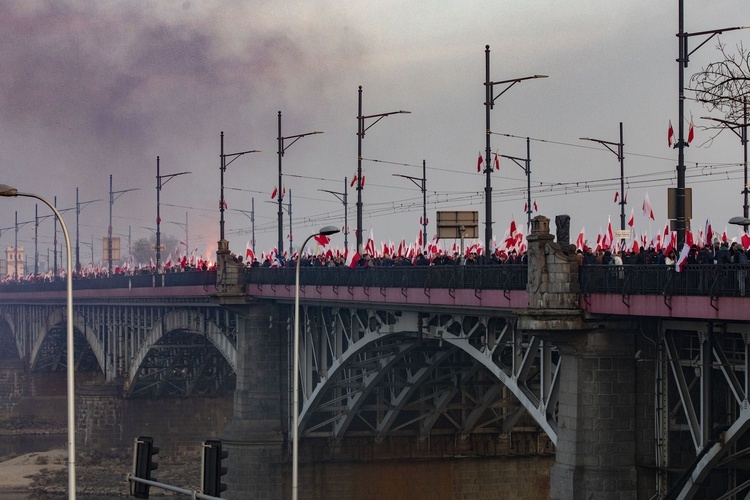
[0, 184, 76, 499]
[293, 225, 339, 500]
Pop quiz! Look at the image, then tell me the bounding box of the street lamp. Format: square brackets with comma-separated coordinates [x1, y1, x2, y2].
[581, 122, 626, 245]
[219, 131, 260, 251]
[156, 156, 190, 270]
[292, 225, 339, 500]
[320, 179, 349, 252]
[673, 4, 747, 246]
[392, 159, 427, 250]
[277, 111, 323, 255]
[702, 101, 749, 230]
[500, 137, 533, 227]
[356, 86, 411, 251]
[0, 184, 76, 500]
[484, 45, 547, 257]
[108, 175, 138, 274]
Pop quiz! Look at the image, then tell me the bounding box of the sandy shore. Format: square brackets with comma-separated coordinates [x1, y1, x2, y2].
[0, 449, 67, 491]
[0, 448, 201, 497]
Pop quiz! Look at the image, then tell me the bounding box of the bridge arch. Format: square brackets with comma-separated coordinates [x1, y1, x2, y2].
[0, 313, 21, 363]
[296, 306, 559, 444]
[123, 309, 237, 398]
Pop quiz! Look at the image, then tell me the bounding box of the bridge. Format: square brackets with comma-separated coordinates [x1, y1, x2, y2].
[0, 215, 749, 499]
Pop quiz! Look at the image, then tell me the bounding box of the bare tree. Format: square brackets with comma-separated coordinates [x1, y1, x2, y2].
[691, 40, 750, 126]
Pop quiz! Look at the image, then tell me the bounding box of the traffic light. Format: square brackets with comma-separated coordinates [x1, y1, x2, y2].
[202, 439, 228, 497]
[131, 436, 159, 499]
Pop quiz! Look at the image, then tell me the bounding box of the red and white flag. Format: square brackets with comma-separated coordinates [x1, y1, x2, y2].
[477, 152, 483, 172]
[313, 234, 330, 247]
[533, 201, 538, 212]
[345, 250, 361, 268]
[493, 151, 500, 171]
[614, 191, 619, 203]
[245, 242, 254, 262]
[220, 198, 228, 210]
[668, 120, 675, 148]
[627, 208, 635, 227]
[705, 217, 713, 245]
[350, 175, 357, 187]
[676, 243, 690, 272]
[576, 227, 585, 251]
[642, 192, 655, 220]
[271, 187, 278, 199]
[687, 115, 695, 145]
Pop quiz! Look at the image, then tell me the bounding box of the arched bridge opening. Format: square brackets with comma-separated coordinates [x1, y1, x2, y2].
[295, 306, 559, 447]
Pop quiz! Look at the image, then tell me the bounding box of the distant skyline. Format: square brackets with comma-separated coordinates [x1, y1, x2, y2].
[0, 1, 748, 266]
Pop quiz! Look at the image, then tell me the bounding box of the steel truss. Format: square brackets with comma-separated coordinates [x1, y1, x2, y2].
[0, 301, 239, 398]
[294, 305, 560, 444]
[658, 320, 750, 500]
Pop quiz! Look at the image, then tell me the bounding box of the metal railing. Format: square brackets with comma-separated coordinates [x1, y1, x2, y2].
[578, 264, 750, 297]
[244, 264, 529, 291]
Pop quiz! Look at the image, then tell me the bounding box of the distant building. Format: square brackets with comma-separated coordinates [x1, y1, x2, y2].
[3, 246, 25, 277]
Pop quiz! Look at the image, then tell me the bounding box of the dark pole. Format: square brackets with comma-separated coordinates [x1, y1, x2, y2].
[526, 137, 532, 227]
[108, 174, 113, 273]
[251, 198, 256, 254]
[357, 87, 364, 252]
[219, 132, 225, 243]
[743, 99, 748, 231]
[156, 156, 161, 270]
[14, 211, 18, 279]
[344, 185, 351, 253]
[619, 122, 626, 237]
[422, 160, 428, 249]
[288, 189, 293, 257]
[75, 188, 80, 273]
[278, 111, 284, 255]
[53, 196, 58, 277]
[484, 45, 493, 258]
[676, 0, 687, 247]
[34, 204, 38, 275]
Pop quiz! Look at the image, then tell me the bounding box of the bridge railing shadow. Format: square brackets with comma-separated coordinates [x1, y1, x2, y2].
[578, 264, 749, 297]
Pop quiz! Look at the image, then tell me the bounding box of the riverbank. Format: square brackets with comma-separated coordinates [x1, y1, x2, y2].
[0, 449, 202, 497]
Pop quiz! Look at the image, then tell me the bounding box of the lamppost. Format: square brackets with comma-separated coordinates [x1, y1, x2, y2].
[357, 86, 410, 251]
[484, 45, 547, 257]
[581, 122, 626, 245]
[219, 131, 260, 250]
[393, 160, 427, 249]
[277, 111, 323, 255]
[75, 188, 100, 273]
[319, 179, 349, 252]
[156, 156, 190, 270]
[108, 175, 138, 274]
[293, 225, 340, 500]
[702, 101, 749, 231]
[674, 3, 746, 246]
[500, 137, 533, 227]
[0, 184, 76, 500]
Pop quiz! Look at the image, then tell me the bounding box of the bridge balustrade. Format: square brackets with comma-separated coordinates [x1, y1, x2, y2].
[0, 270, 217, 293]
[579, 264, 749, 297]
[244, 264, 529, 290]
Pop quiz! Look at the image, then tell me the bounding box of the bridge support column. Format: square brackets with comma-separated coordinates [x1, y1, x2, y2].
[221, 303, 284, 500]
[548, 327, 638, 500]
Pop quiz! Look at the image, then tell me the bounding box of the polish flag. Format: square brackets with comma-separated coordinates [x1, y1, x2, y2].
[365, 228, 375, 255]
[360, 175, 366, 187]
[576, 227, 585, 251]
[245, 242, 254, 262]
[676, 243, 690, 273]
[533, 201, 538, 212]
[627, 208, 635, 227]
[493, 151, 500, 171]
[345, 250, 361, 268]
[642, 192, 655, 220]
[271, 187, 278, 199]
[350, 175, 357, 187]
[477, 152, 483, 172]
[614, 191, 619, 203]
[313, 234, 330, 247]
[687, 115, 695, 145]
[705, 217, 713, 245]
[668, 120, 675, 148]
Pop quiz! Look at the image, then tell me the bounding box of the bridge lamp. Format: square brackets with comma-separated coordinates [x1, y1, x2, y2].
[293, 225, 339, 500]
[0, 183, 77, 500]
